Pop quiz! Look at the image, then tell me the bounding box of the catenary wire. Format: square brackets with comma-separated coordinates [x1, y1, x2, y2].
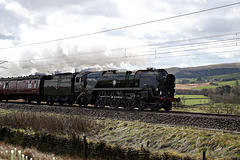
[3, 49, 239, 71]
[3, 44, 239, 70]
[4, 32, 240, 63]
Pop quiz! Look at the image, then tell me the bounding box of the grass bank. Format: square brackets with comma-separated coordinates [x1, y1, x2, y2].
[0, 108, 239, 159]
[92, 119, 240, 159]
[173, 102, 240, 114]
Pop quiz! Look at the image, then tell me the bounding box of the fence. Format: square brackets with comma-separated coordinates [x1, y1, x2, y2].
[0, 149, 57, 160]
[0, 126, 159, 160]
[0, 148, 37, 160]
[0, 126, 208, 160]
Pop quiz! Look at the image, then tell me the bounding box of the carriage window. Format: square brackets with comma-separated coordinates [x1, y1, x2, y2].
[28, 81, 32, 88]
[33, 81, 37, 88]
[3, 82, 9, 89]
[76, 77, 80, 83]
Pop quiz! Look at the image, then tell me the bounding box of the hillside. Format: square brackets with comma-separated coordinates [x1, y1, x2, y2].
[167, 63, 240, 79]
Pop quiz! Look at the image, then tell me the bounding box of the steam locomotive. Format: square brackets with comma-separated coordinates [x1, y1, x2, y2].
[0, 68, 179, 111]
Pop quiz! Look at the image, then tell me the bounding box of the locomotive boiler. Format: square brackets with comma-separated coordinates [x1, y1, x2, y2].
[80, 68, 178, 111]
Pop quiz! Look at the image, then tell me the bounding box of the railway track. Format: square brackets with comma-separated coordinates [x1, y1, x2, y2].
[1, 100, 239, 118]
[0, 101, 240, 132]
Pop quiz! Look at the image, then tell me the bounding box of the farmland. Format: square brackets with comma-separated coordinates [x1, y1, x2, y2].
[194, 80, 240, 89]
[176, 80, 240, 90]
[175, 95, 210, 106]
[174, 94, 240, 115]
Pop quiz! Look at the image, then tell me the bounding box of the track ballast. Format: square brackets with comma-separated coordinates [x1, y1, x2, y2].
[0, 102, 240, 132]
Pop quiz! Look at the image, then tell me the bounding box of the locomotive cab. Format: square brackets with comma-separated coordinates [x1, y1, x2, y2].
[74, 71, 89, 93]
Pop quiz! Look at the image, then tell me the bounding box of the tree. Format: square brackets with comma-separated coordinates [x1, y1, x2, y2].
[232, 80, 240, 96]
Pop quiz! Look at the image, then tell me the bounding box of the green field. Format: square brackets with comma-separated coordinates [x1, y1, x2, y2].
[207, 72, 240, 80]
[194, 80, 240, 90]
[175, 95, 210, 106]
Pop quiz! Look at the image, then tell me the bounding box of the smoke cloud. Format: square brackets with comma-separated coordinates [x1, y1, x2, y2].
[1, 35, 149, 77]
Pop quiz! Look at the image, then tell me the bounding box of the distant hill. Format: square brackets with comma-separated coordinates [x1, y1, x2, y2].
[166, 63, 240, 79]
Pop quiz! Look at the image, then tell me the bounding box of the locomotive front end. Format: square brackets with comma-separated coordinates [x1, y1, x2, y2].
[137, 68, 179, 111]
[157, 69, 180, 110]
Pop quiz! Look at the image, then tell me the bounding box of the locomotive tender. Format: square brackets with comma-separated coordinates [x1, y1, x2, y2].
[0, 68, 179, 111]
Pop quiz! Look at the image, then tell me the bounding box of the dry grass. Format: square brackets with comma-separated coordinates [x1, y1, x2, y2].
[0, 109, 94, 136]
[91, 119, 240, 159]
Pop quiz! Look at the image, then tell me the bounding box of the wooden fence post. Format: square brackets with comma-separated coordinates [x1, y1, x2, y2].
[83, 135, 88, 159]
[203, 150, 206, 160]
[146, 141, 150, 147]
[11, 150, 14, 160]
[18, 150, 22, 160]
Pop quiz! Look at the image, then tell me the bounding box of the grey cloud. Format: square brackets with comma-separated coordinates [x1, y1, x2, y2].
[143, 33, 163, 42]
[76, 1, 121, 18]
[181, 15, 240, 38]
[201, 17, 240, 33]
[0, 4, 27, 41]
[0, 34, 15, 40]
[9, 0, 87, 10]
[10, 0, 122, 18]
[104, 29, 129, 37]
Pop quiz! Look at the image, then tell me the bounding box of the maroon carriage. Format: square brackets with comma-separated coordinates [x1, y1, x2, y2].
[0, 75, 51, 103]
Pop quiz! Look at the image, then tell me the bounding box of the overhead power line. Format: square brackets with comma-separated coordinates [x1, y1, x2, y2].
[3, 38, 240, 70]
[4, 31, 240, 63]
[1, 2, 240, 50]
[0, 61, 8, 64]
[0, 61, 8, 69]
[3, 48, 240, 71]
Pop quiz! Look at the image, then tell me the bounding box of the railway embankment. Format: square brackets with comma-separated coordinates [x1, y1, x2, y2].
[0, 103, 240, 159]
[0, 102, 239, 132]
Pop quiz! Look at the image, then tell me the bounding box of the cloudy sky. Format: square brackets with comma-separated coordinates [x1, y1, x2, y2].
[0, 0, 240, 76]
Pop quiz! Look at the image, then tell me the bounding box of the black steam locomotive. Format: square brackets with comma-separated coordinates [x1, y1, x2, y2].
[0, 68, 179, 111]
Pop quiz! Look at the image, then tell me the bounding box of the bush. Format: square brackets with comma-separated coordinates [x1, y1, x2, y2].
[204, 103, 240, 114]
[0, 111, 93, 136]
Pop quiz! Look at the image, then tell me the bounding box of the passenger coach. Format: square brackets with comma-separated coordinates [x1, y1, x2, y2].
[0, 75, 51, 103]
